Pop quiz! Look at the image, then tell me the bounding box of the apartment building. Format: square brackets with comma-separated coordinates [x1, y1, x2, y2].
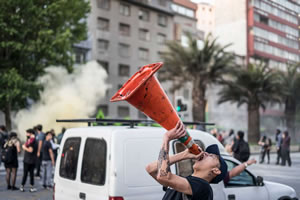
[214, 0, 300, 68]
[88, 0, 174, 119]
[196, 2, 215, 37]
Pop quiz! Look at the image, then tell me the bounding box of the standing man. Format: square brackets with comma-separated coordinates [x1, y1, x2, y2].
[20, 129, 37, 192]
[232, 131, 250, 162]
[281, 131, 291, 167]
[275, 129, 282, 165]
[146, 122, 227, 200]
[41, 131, 55, 189]
[35, 124, 45, 178]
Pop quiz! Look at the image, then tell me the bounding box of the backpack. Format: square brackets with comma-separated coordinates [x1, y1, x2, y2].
[239, 141, 250, 162]
[1, 142, 14, 164]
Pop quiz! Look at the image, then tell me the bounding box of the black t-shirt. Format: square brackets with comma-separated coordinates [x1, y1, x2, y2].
[42, 140, 52, 161]
[24, 139, 37, 164]
[162, 176, 213, 200]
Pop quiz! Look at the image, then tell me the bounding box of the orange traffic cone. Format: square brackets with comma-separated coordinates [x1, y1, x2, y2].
[111, 62, 200, 155]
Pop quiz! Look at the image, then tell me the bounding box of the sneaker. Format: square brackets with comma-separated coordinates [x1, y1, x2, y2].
[11, 186, 19, 190]
[7, 185, 11, 190]
[30, 188, 37, 193]
[20, 186, 25, 192]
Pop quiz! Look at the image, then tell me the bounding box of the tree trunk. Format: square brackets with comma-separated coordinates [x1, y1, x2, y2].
[285, 97, 296, 140]
[192, 80, 206, 123]
[248, 104, 260, 143]
[4, 101, 12, 131]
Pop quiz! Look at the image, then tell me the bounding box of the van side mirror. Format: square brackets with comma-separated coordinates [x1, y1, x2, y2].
[256, 176, 264, 186]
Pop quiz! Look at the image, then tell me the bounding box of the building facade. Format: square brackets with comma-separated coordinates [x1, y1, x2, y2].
[89, 0, 175, 119]
[196, 2, 215, 37]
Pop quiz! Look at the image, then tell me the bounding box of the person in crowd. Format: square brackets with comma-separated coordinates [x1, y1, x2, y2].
[57, 127, 66, 145]
[3, 132, 21, 190]
[50, 129, 59, 161]
[281, 131, 291, 166]
[223, 158, 257, 185]
[41, 131, 55, 189]
[275, 129, 282, 165]
[0, 125, 8, 167]
[258, 136, 272, 164]
[20, 129, 37, 192]
[35, 124, 45, 178]
[224, 129, 235, 154]
[231, 131, 250, 162]
[146, 122, 227, 200]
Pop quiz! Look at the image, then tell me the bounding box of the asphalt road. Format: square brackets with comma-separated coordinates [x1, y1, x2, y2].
[249, 152, 300, 198]
[0, 152, 299, 200]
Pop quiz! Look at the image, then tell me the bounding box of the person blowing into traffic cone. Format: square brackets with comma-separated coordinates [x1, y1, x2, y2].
[146, 121, 228, 200]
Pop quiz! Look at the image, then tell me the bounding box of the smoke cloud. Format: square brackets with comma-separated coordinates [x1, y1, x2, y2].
[14, 61, 108, 141]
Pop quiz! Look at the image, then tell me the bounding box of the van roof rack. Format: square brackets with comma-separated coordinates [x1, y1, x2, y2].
[56, 118, 215, 128]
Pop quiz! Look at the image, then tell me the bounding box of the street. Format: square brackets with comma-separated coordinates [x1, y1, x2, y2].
[0, 152, 299, 200]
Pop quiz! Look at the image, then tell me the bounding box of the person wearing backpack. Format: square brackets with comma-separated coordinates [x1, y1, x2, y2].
[2, 132, 21, 190]
[231, 131, 250, 162]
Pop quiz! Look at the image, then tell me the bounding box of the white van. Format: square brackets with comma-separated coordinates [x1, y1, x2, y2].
[53, 124, 298, 200]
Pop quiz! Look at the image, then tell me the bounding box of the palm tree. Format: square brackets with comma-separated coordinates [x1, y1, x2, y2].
[279, 65, 300, 139]
[218, 63, 282, 143]
[160, 33, 235, 122]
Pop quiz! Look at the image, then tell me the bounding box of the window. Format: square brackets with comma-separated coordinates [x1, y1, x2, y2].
[97, 60, 109, 74]
[81, 138, 107, 185]
[119, 23, 130, 36]
[118, 106, 129, 118]
[174, 140, 205, 177]
[59, 138, 81, 180]
[98, 39, 109, 51]
[120, 3, 130, 16]
[139, 29, 150, 41]
[74, 48, 87, 64]
[157, 33, 166, 44]
[225, 160, 256, 187]
[119, 43, 130, 57]
[158, 14, 167, 27]
[139, 9, 150, 21]
[259, 15, 268, 25]
[97, 0, 110, 10]
[138, 48, 149, 60]
[119, 64, 130, 76]
[97, 17, 109, 31]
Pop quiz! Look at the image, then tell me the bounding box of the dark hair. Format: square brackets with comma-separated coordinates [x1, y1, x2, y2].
[62, 127, 66, 134]
[276, 129, 281, 133]
[9, 132, 18, 139]
[45, 131, 52, 136]
[0, 125, 7, 132]
[283, 131, 289, 137]
[36, 124, 43, 131]
[26, 128, 35, 135]
[237, 131, 244, 140]
[262, 135, 266, 142]
[229, 129, 234, 136]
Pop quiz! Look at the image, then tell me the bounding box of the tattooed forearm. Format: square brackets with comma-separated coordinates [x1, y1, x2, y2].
[157, 147, 171, 177]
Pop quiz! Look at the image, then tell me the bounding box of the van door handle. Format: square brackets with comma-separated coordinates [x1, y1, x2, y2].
[79, 192, 86, 200]
[228, 194, 235, 200]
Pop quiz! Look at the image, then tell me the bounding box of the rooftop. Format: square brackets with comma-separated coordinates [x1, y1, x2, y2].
[173, 0, 197, 10]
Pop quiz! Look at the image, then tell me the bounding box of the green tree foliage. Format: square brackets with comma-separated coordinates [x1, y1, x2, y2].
[160, 33, 235, 122]
[218, 63, 282, 143]
[0, 0, 90, 129]
[279, 65, 300, 138]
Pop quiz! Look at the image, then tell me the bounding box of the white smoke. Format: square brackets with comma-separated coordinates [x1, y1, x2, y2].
[14, 61, 108, 140]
